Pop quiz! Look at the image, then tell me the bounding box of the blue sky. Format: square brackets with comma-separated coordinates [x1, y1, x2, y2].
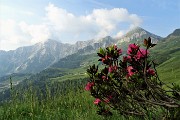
[0, 0, 180, 50]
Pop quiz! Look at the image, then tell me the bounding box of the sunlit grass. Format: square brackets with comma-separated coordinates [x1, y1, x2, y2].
[0, 82, 127, 120]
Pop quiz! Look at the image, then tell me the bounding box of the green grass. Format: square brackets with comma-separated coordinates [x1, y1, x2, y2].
[0, 71, 173, 120]
[0, 84, 128, 120]
[157, 52, 180, 85]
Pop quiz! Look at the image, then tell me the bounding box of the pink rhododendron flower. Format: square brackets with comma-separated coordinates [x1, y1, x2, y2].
[117, 48, 122, 55]
[105, 55, 111, 59]
[102, 75, 106, 79]
[127, 44, 139, 54]
[101, 58, 105, 63]
[94, 98, 101, 105]
[127, 66, 136, 77]
[147, 69, 155, 76]
[136, 49, 149, 59]
[102, 75, 108, 80]
[108, 66, 118, 73]
[101, 55, 111, 63]
[123, 56, 131, 62]
[108, 67, 113, 73]
[85, 82, 94, 91]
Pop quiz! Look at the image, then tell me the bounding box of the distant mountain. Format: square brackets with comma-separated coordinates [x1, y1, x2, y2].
[167, 29, 180, 38]
[151, 29, 180, 62]
[0, 39, 74, 76]
[0, 27, 162, 77]
[51, 27, 163, 70]
[116, 27, 162, 44]
[52, 36, 116, 69]
[0, 36, 117, 76]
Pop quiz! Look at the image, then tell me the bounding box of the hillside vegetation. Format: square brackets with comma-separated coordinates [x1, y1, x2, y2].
[152, 30, 180, 85]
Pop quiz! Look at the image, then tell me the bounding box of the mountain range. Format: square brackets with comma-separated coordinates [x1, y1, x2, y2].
[0, 27, 179, 101]
[0, 27, 163, 77]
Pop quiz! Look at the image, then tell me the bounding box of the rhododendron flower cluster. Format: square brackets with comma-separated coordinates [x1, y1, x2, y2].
[147, 69, 155, 76]
[136, 48, 149, 59]
[94, 98, 101, 105]
[85, 82, 94, 91]
[108, 65, 118, 73]
[127, 66, 136, 77]
[85, 37, 180, 118]
[127, 43, 149, 60]
[127, 43, 139, 55]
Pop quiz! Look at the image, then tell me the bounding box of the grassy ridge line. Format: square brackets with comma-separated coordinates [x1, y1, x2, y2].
[51, 74, 88, 82]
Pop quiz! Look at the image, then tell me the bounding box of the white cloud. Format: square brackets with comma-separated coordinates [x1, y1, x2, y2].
[116, 30, 125, 38]
[44, 4, 142, 42]
[20, 11, 34, 16]
[0, 19, 30, 50]
[0, 3, 142, 50]
[88, 8, 142, 38]
[19, 22, 50, 44]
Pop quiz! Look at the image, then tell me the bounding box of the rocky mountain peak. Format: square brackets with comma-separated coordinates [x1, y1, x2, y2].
[116, 26, 162, 44]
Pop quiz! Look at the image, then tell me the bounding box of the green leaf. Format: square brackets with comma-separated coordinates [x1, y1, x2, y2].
[97, 53, 104, 57]
[99, 47, 104, 55]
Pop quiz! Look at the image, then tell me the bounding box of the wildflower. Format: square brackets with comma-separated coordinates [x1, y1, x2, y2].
[108, 66, 118, 73]
[127, 44, 139, 54]
[123, 56, 131, 62]
[105, 55, 111, 60]
[102, 75, 108, 80]
[99, 55, 110, 64]
[85, 82, 94, 91]
[117, 48, 122, 55]
[147, 69, 155, 76]
[101, 58, 106, 63]
[136, 49, 149, 59]
[127, 66, 136, 77]
[102, 75, 106, 79]
[94, 98, 101, 105]
[108, 66, 113, 73]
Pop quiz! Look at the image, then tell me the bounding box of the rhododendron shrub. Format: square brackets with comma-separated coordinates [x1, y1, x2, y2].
[85, 37, 180, 119]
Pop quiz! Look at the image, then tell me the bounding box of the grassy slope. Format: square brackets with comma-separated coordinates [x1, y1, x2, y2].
[153, 35, 180, 85]
[157, 51, 180, 85]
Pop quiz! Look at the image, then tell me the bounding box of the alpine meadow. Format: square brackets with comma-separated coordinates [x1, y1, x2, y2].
[0, 0, 180, 120]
